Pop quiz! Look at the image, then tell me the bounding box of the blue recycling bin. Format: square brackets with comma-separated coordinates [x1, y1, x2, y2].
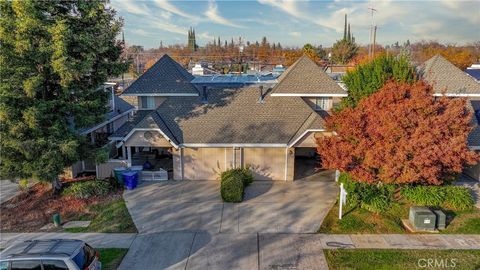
[122, 171, 139, 190]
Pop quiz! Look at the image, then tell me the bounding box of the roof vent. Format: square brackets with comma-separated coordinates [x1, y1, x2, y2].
[258, 85, 265, 103]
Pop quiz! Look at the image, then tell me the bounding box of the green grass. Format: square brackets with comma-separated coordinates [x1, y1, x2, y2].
[64, 198, 137, 233]
[319, 200, 480, 234]
[324, 249, 480, 270]
[98, 248, 128, 270]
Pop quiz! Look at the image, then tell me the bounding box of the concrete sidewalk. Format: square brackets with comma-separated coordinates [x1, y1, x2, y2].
[0, 233, 136, 250]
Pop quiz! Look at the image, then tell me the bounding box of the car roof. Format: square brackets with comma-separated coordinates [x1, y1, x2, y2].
[0, 239, 84, 260]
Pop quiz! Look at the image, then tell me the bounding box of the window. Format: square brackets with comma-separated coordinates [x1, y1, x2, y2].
[11, 260, 42, 270]
[42, 260, 68, 270]
[140, 96, 156, 109]
[315, 97, 332, 110]
[0, 261, 8, 270]
[72, 244, 96, 269]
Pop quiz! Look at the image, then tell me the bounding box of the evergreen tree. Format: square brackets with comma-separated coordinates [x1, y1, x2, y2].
[340, 54, 416, 109]
[347, 23, 351, 42]
[343, 14, 347, 41]
[0, 0, 127, 187]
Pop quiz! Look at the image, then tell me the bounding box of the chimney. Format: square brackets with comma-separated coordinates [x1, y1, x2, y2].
[201, 85, 208, 103]
[258, 85, 265, 103]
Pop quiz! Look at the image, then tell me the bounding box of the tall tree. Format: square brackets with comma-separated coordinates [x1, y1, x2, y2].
[330, 39, 358, 64]
[0, 0, 126, 187]
[317, 81, 479, 185]
[341, 53, 415, 109]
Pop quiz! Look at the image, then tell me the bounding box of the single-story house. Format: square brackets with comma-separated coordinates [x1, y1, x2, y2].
[109, 55, 347, 180]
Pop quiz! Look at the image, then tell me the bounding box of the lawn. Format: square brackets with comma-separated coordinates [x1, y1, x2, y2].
[319, 200, 480, 234]
[64, 198, 137, 233]
[98, 248, 128, 270]
[0, 182, 137, 233]
[324, 249, 480, 270]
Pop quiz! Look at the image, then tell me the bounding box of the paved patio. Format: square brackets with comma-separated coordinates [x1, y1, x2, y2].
[123, 170, 338, 234]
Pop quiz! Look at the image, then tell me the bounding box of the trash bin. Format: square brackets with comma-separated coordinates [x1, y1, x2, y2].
[122, 171, 139, 190]
[53, 213, 61, 227]
[113, 167, 127, 184]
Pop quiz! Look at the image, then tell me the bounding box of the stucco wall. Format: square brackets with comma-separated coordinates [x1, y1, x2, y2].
[124, 130, 173, 147]
[294, 131, 333, 148]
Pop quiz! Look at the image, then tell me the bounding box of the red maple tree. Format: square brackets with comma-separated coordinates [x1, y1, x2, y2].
[317, 81, 479, 185]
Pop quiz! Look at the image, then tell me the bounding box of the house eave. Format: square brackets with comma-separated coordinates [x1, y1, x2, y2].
[80, 108, 134, 136]
[270, 93, 348, 97]
[121, 93, 199, 97]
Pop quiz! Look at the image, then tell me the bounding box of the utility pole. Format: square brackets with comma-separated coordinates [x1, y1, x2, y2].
[373, 25, 377, 57]
[368, 6, 377, 59]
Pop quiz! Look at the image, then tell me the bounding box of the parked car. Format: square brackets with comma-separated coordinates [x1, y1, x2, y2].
[0, 239, 101, 270]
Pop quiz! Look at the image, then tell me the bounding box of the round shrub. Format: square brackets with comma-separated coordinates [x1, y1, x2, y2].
[63, 180, 112, 199]
[221, 175, 244, 203]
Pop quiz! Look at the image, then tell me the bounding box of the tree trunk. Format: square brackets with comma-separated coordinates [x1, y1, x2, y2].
[52, 176, 62, 195]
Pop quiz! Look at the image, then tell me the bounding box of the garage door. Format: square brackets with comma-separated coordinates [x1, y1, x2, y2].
[183, 148, 226, 180]
[243, 148, 285, 180]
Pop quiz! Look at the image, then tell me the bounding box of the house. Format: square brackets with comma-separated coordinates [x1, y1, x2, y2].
[465, 63, 480, 82]
[419, 55, 480, 181]
[64, 83, 135, 178]
[108, 55, 347, 180]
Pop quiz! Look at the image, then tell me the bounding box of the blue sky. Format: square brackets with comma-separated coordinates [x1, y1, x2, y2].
[110, 0, 480, 49]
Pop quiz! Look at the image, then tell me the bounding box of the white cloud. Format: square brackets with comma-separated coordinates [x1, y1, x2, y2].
[289, 31, 301, 37]
[154, 0, 199, 21]
[131, 29, 150, 37]
[150, 19, 187, 35]
[198, 32, 215, 41]
[258, 0, 304, 18]
[113, 0, 150, 16]
[204, 0, 244, 28]
[160, 11, 172, 20]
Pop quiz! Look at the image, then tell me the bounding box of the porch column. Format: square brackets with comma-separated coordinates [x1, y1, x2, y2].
[126, 146, 132, 167]
[122, 145, 126, 160]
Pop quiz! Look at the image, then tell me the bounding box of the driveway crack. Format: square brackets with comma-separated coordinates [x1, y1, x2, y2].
[184, 232, 197, 270]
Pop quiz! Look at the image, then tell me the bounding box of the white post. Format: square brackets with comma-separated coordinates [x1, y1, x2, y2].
[127, 146, 132, 167]
[339, 183, 343, 219]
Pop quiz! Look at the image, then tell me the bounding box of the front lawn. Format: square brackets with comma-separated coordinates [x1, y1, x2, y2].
[324, 249, 480, 270]
[0, 182, 137, 233]
[98, 248, 128, 270]
[319, 200, 480, 234]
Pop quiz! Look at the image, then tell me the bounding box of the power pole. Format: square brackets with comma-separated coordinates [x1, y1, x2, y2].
[368, 6, 377, 59]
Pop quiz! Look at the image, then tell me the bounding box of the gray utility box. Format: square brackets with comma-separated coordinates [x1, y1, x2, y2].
[433, 209, 446, 230]
[409, 206, 437, 231]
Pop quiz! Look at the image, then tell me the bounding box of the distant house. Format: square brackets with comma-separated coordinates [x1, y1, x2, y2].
[108, 55, 347, 181]
[419, 55, 480, 181]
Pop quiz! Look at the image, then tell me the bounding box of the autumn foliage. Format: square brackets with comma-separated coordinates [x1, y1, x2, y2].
[317, 81, 479, 185]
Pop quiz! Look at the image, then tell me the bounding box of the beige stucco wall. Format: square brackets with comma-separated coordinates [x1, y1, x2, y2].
[181, 148, 227, 180]
[124, 130, 173, 147]
[294, 131, 333, 148]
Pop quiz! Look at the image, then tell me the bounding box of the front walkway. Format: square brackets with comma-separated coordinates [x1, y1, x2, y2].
[0, 180, 19, 204]
[123, 170, 338, 234]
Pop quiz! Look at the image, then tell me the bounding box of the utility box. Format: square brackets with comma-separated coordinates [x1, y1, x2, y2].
[433, 209, 446, 230]
[409, 206, 437, 231]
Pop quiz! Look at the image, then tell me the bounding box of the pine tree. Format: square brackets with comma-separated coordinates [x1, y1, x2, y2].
[343, 14, 347, 41]
[347, 23, 351, 42]
[0, 0, 127, 187]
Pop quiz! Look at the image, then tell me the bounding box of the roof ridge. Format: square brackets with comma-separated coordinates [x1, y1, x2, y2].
[153, 110, 180, 143]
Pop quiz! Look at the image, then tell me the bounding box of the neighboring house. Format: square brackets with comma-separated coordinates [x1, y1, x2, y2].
[64, 83, 135, 178]
[109, 55, 347, 181]
[465, 63, 480, 82]
[419, 55, 480, 181]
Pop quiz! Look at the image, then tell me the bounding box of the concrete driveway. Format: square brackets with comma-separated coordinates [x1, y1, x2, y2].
[123, 170, 337, 234]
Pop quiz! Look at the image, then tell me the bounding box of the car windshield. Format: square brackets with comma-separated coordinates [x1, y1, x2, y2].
[72, 244, 95, 269]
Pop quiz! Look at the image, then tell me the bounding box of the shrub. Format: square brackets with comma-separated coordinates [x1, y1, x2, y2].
[339, 173, 395, 213]
[220, 167, 254, 202]
[19, 179, 29, 191]
[401, 185, 474, 210]
[220, 174, 244, 203]
[63, 180, 112, 199]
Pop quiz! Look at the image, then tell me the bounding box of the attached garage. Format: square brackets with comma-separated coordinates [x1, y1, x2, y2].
[243, 148, 286, 180]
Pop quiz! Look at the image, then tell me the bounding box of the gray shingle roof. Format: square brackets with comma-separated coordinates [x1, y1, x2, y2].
[148, 87, 323, 144]
[122, 54, 199, 95]
[271, 56, 347, 95]
[419, 55, 480, 95]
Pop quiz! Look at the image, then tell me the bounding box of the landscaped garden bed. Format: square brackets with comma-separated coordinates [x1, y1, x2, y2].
[0, 179, 137, 233]
[324, 249, 480, 270]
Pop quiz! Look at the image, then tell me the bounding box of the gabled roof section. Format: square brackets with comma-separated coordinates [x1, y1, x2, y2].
[419, 54, 480, 96]
[271, 56, 347, 96]
[122, 54, 199, 96]
[288, 111, 326, 147]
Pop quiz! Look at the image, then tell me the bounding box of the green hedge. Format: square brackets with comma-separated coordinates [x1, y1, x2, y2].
[220, 168, 254, 202]
[400, 185, 474, 210]
[339, 173, 396, 214]
[63, 180, 112, 199]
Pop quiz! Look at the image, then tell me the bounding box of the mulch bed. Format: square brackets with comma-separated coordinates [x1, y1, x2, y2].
[0, 183, 122, 232]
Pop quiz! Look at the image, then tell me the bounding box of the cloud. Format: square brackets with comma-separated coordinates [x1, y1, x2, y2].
[258, 0, 304, 18]
[289, 31, 301, 37]
[150, 19, 187, 35]
[131, 29, 150, 37]
[113, 0, 150, 16]
[204, 0, 244, 28]
[160, 11, 172, 20]
[198, 32, 215, 41]
[154, 0, 199, 21]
